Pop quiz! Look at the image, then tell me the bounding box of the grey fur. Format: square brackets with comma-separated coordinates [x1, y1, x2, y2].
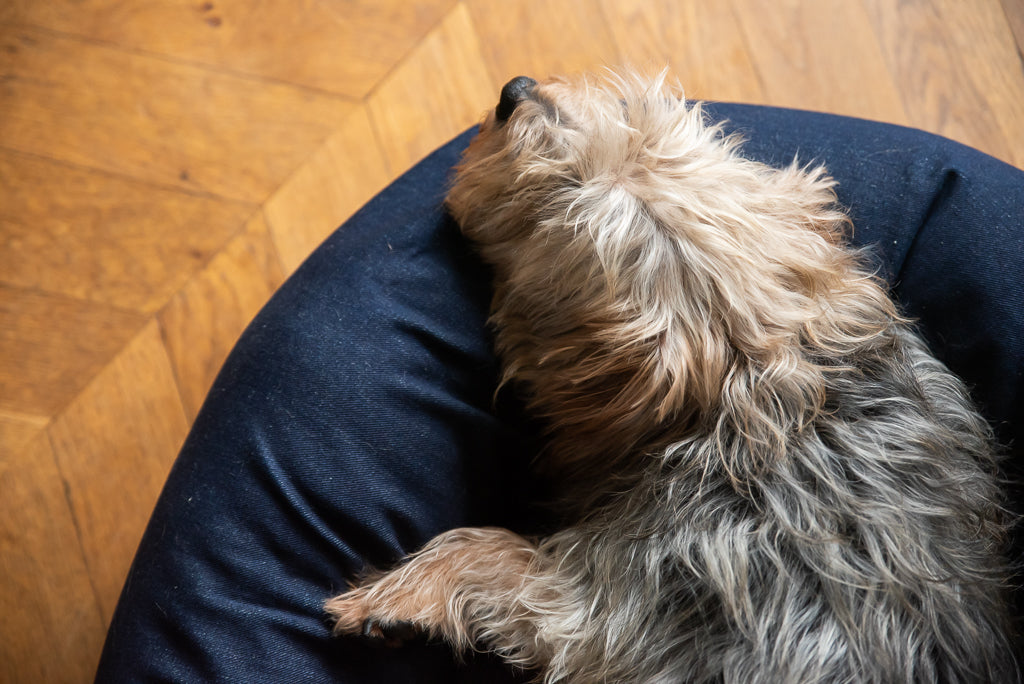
[326, 70, 1018, 683]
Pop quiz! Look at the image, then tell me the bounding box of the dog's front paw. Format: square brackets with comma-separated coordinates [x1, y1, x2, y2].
[325, 587, 371, 636]
[325, 587, 424, 647]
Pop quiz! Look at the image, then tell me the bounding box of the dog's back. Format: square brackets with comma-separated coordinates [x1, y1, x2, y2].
[330, 70, 1018, 683]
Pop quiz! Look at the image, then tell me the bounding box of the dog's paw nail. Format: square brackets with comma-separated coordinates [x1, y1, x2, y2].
[361, 618, 420, 647]
[360, 617, 381, 639]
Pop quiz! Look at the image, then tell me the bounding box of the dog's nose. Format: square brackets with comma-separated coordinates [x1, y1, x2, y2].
[495, 76, 537, 123]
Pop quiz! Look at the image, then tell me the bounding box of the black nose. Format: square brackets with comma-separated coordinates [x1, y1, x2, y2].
[495, 76, 537, 123]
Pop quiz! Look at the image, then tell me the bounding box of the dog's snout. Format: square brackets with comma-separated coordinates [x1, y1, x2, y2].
[495, 76, 537, 123]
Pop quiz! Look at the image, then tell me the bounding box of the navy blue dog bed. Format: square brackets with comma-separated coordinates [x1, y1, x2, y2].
[96, 105, 1024, 681]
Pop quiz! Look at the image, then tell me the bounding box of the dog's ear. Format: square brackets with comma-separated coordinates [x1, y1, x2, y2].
[625, 310, 828, 493]
[713, 351, 826, 486]
[644, 162, 900, 486]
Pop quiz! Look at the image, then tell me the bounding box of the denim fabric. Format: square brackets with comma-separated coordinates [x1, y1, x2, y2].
[95, 106, 1024, 682]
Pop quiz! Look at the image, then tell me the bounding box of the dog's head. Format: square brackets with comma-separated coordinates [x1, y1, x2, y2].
[448, 70, 895, 480]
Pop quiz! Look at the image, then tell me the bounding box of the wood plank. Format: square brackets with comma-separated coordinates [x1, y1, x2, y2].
[0, 26, 353, 202]
[2, 0, 456, 99]
[0, 411, 48, 454]
[732, 0, 908, 124]
[0, 150, 253, 313]
[1005, 0, 1024, 57]
[0, 285, 146, 417]
[159, 212, 285, 423]
[600, 0, 764, 103]
[48, 320, 189, 620]
[865, 0, 1024, 168]
[264, 106, 392, 275]
[0, 431, 106, 684]
[367, 3, 496, 174]
[466, 0, 621, 85]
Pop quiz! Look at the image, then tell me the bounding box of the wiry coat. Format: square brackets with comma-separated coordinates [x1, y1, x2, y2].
[327, 71, 1017, 683]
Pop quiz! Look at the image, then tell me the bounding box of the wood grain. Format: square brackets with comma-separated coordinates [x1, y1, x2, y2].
[1004, 0, 1024, 55]
[0, 412, 48, 454]
[864, 0, 1024, 167]
[0, 26, 353, 202]
[600, 0, 765, 103]
[0, 432, 105, 684]
[3, 0, 457, 99]
[264, 106, 392, 274]
[48, 320, 189, 620]
[368, 3, 496, 174]
[0, 285, 146, 417]
[1, 2, 1022, 681]
[732, 0, 908, 124]
[0, 149, 254, 313]
[467, 0, 620, 85]
[159, 212, 285, 422]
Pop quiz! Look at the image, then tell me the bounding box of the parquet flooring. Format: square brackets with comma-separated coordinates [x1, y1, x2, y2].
[1, 1, 1022, 681]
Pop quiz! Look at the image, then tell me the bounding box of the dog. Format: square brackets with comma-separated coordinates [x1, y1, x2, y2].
[326, 70, 1017, 682]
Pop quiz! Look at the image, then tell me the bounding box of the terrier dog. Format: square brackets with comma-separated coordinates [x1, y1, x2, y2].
[326, 71, 1017, 682]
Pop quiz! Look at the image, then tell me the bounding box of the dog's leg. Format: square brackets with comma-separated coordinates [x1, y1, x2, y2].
[326, 527, 553, 666]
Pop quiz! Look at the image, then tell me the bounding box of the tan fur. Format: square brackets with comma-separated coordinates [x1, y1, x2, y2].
[327, 70, 1016, 683]
[325, 528, 538, 651]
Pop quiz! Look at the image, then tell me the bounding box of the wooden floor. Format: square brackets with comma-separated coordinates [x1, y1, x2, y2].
[1, 1, 1023, 681]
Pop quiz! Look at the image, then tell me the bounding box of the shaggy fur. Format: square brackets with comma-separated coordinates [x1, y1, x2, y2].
[326, 70, 1018, 683]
